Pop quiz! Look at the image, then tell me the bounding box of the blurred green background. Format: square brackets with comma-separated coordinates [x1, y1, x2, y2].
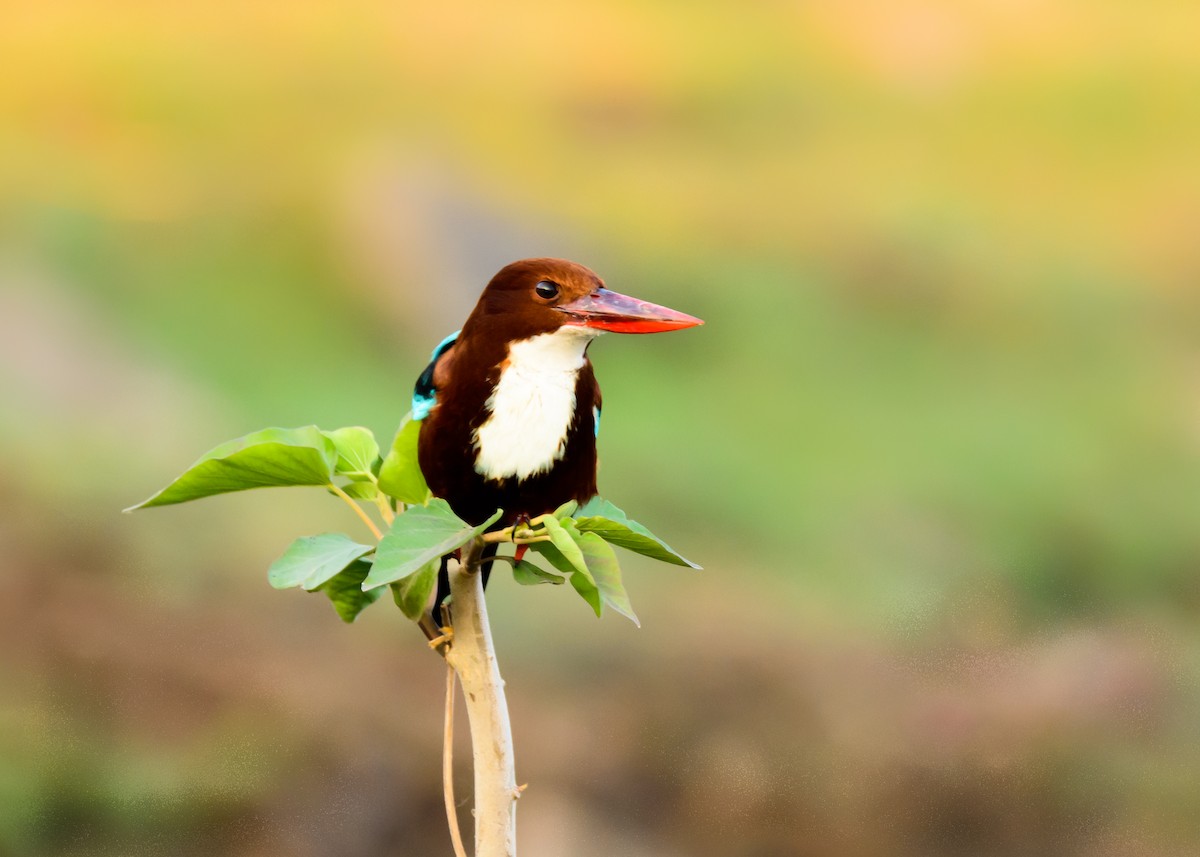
[3, 2, 1199, 855]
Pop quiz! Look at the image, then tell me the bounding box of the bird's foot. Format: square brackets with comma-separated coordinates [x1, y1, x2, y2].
[427, 625, 454, 649]
[511, 513, 534, 537]
[510, 513, 535, 562]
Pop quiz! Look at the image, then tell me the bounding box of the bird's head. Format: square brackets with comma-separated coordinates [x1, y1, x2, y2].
[464, 258, 703, 341]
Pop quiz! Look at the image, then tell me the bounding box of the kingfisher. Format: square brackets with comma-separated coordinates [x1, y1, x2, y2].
[411, 258, 702, 617]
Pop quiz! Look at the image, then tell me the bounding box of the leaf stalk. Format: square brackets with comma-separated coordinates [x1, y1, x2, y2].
[328, 483, 385, 541]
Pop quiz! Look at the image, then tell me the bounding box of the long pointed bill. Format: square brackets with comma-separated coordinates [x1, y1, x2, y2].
[556, 287, 704, 334]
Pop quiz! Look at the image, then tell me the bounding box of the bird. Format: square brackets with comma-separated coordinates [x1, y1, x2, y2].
[411, 258, 702, 621]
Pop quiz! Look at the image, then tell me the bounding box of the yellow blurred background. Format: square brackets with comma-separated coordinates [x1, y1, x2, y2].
[3, 2, 1199, 855]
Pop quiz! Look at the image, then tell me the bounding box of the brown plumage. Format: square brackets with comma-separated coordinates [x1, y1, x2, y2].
[413, 257, 701, 623]
[417, 259, 605, 526]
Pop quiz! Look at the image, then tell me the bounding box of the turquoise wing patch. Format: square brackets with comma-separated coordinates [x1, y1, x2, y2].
[412, 329, 460, 420]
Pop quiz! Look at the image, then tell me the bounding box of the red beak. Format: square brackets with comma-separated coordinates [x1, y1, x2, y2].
[556, 287, 704, 334]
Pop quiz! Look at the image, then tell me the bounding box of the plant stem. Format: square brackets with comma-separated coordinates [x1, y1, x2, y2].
[482, 530, 550, 545]
[444, 539, 518, 856]
[363, 474, 397, 525]
[373, 493, 396, 526]
[327, 483, 384, 541]
[443, 664, 469, 857]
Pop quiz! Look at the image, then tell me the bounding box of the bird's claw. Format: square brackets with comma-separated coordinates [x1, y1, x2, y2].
[510, 514, 535, 561]
[428, 626, 454, 649]
[511, 513, 534, 539]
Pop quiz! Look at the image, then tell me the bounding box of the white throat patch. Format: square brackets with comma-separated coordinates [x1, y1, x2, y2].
[473, 326, 600, 481]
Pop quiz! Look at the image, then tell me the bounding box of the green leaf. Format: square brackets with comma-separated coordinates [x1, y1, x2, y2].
[541, 515, 588, 576]
[319, 560, 383, 623]
[552, 500, 579, 519]
[573, 497, 700, 568]
[323, 426, 380, 476]
[529, 524, 602, 616]
[362, 499, 502, 590]
[378, 413, 432, 505]
[511, 560, 565, 586]
[268, 533, 376, 590]
[389, 560, 438, 620]
[528, 541, 576, 575]
[126, 426, 338, 511]
[339, 480, 379, 501]
[577, 532, 639, 626]
[567, 563, 602, 616]
[529, 523, 638, 623]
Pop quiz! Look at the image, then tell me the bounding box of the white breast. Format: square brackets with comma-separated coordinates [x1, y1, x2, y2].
[474, 326, 600, 481]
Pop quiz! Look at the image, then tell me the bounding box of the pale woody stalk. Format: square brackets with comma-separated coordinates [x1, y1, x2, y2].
[444, 539, 519, 856]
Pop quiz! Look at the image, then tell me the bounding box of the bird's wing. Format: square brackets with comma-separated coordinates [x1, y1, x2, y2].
[411, 329, 460, 419]
[588, 360, 602, 438]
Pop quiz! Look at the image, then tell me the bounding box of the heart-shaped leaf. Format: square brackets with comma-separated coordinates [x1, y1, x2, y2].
[323, 426, 380, 476]
[125, 426, 338, 510]
[390, 560, 439, 620]
[319, 560, 383, 623]
[338, 480, 379, 501]
[378, 413, 431, 505]
[529, 521, 638, 623]
[552, 500, 579, 519]
[573, 497, 700, 568]
[528, 541, 575, 576]
[363, 500, 501, 590]
[268, 533, 376, 590]
[541, 515, 588, 576]
[529, 522, 602, 616]
[567, 569, 601, 615]
[511, 560, 565, 586]
[577, 532, 639, 626]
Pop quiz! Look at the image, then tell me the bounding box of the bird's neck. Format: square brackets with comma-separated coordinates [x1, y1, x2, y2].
[472, 326, 600, 482]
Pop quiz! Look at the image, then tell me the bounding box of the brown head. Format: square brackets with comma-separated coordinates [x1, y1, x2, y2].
[460, 258, 703, 343]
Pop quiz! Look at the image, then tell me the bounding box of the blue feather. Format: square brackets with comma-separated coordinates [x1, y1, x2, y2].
[412, 329, 460, 420]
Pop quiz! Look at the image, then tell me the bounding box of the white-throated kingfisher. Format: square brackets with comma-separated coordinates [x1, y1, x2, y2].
[411, 258, 702, 619]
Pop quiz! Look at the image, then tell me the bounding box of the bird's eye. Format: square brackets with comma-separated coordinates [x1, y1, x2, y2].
[534, 280, 560, 300]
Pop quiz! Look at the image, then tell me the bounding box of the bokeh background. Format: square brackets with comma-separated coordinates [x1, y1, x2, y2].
[3, 2, 1199, 855]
